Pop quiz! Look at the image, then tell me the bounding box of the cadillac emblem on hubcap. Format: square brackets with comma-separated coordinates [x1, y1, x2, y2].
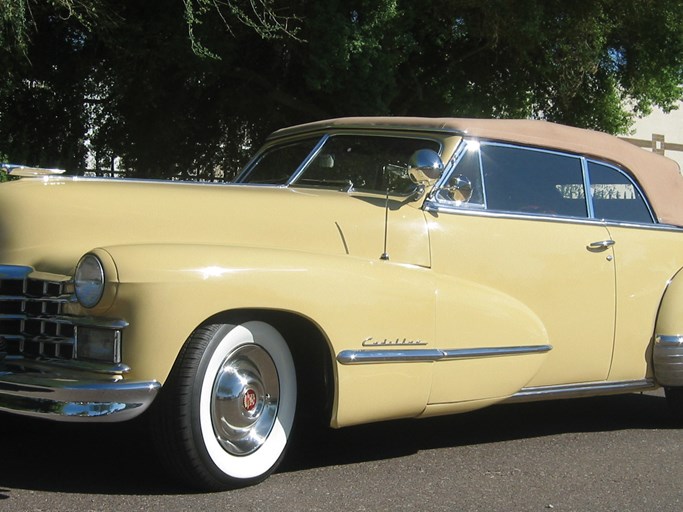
[243, 388, 258, 412]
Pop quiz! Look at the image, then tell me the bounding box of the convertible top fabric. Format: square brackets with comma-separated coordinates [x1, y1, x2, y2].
[274, 117, 683, 227]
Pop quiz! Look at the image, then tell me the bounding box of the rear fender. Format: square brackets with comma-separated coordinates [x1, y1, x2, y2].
[654, 267, 683, 386]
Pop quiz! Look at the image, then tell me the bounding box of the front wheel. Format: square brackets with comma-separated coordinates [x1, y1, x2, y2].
[151, 321, 297, 490]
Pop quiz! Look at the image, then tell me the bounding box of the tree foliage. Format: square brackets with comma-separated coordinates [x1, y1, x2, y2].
[0, 0, 681, 179]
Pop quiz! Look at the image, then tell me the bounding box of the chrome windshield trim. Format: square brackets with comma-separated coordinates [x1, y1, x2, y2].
[337, 344, 552, 365]
[504, 379, 656, 403]
[286, 133, 330, 185]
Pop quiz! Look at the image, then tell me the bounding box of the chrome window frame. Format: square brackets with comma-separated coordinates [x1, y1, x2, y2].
[584, 157, 656, 225]
[581, 157, 596, 219]
[429, 139, 658, 226]
[437, 140, 488, 209]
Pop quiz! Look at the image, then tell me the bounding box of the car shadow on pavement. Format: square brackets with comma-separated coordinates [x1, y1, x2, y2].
[0, 391, 676, 495]
[282, 390, 676, 471]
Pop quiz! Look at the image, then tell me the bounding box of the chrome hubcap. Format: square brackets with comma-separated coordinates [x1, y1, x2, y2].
[211, 344, 280, 455]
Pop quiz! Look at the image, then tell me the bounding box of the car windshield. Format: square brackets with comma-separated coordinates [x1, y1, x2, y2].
[237, 134, 441, 195]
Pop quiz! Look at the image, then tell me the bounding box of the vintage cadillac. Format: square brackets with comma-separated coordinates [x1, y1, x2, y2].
[2, 117, 683, 490]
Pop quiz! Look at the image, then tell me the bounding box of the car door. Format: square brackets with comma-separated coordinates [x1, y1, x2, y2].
[583, 159, 683, 382]
[424, 141, 616, 405]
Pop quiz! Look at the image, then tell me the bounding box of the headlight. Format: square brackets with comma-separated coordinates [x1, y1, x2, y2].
[74, 254, 105, 308]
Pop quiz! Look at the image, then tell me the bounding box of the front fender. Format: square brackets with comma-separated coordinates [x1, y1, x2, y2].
[78, 243, 554, 427]
[85, 244, 437, 423]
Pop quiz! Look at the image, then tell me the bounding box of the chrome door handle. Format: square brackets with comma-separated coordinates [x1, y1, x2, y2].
[588, 240, 615, 249]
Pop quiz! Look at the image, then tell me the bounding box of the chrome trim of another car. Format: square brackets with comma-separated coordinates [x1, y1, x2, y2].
[504, 379, 656, 403]
[336, 344, 552, 365]
[653, 335, 683, 387]
[1, 164, 66, 176]
[0, 359, 160, 422]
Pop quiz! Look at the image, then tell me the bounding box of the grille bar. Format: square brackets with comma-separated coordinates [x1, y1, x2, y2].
[0, 265, 77, 360]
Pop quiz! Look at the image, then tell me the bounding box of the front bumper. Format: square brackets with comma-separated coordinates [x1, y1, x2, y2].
[0, 357, 160, 422]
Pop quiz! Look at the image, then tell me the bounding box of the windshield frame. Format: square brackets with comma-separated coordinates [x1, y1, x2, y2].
[235, 130, 444, 197]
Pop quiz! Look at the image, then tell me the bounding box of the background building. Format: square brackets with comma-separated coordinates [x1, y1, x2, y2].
[624, 101, 683, 171]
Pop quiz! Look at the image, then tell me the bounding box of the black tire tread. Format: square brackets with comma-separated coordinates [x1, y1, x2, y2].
[149, 324, 236, 491]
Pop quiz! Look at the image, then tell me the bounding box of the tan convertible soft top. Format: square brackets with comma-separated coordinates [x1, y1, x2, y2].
[274, 117, 683, 226]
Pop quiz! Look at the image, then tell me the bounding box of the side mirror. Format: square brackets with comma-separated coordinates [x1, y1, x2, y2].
[408, 149, 444, 185]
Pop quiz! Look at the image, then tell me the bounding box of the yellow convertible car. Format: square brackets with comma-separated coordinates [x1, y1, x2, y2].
[2, 117, 683, 490]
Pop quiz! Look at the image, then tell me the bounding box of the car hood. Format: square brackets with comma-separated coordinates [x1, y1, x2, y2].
[0, 177, 430, 274]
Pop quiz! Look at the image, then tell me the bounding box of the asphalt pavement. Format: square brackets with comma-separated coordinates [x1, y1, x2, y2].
[1, 389, 681, 511]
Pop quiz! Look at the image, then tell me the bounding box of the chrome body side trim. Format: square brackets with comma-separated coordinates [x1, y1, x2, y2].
[336, 344, 552, 365]
[0, 358, 159, 422]
[653, 335, 683, 386]
[504, 379, 656, 403]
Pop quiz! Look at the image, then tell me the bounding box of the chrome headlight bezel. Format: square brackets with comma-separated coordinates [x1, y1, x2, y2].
[74, 254, 105, 308]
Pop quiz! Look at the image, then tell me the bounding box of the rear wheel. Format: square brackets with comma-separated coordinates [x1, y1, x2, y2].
[151, 321, 296, 490]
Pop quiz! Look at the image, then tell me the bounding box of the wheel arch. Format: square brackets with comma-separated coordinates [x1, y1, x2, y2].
[201, 308, 336, 429]
[653, 266, 683, 387]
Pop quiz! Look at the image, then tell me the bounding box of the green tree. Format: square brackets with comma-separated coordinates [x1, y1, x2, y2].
[0, 0, 681, 178]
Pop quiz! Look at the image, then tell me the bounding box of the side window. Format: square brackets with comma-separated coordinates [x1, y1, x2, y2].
[588, 161, 653, 224]
[481, 144, 588, 218]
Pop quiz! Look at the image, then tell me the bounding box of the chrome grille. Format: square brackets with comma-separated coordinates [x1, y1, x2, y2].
[0, 265, 76, 360]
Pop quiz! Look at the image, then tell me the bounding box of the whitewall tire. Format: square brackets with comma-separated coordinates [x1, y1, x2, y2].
[152, 321, 297, 490]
